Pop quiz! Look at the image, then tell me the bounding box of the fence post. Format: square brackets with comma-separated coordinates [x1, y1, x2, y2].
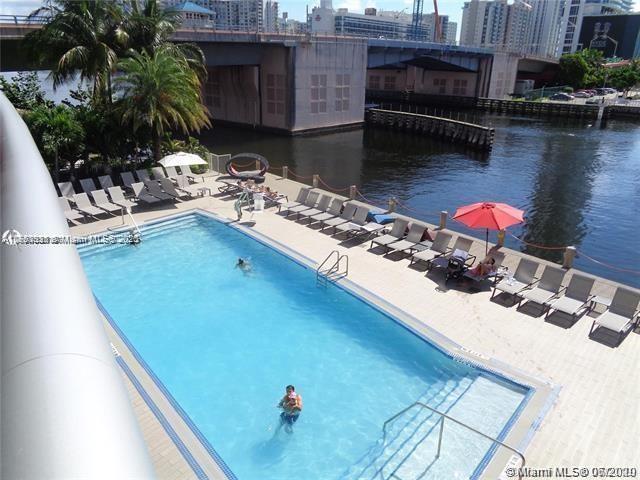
[312, 174, 319, 188]
[439, 210, 448, 229]
[497, 229, 505, 247]
[282, 166, 288, 179]
[563, 246, 577, 269]
[388, 197, 397, 212]
[349, 185, 357, 200]
[255, 159, 261, 171]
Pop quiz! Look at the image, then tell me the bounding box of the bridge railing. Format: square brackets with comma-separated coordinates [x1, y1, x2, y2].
[0, 14, 48, 24]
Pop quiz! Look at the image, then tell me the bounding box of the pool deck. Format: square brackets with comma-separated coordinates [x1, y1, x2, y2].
[70, 173, 640, 479]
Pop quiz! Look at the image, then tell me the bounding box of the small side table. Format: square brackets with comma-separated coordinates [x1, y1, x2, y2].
[197, 187, 212, 197]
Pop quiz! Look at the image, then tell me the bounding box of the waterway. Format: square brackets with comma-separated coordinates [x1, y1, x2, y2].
[199, 115, 640, 288]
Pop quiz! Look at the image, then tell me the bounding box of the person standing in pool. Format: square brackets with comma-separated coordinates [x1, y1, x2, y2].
[278, 385, 303, 431]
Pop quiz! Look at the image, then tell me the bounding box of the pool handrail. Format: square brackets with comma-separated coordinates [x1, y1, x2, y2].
[0, 93, 154, 478]
[381, 401, 526, 479]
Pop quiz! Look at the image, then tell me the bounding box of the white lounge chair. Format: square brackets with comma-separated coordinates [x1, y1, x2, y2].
[491, 258, 539, 304]
[160, 177, 190, 199]
[297, 194, 333, 222]
[98, 175, 114, 190]
[176, 175, 204, 196]
[131, 182, 161, 205]
[57, 181, 76, 199]
[107, 186, 137, 209]
[321, 203, 358, 232]
[59, 197, 83, 223]
[135, 169, 151, 182]
[143, 179, 173, 201]
[181, 164, 216, 182]
[151, 166, 167, 180]
[308, 198, 344, 226]
[279, 187, 312, 214]
[72, 193, 105, 218]
[516, 265, 566, 310]
[91, 189, 122, 215]
[79, 178, 98, 195]
[589, 287, 640, 346]
[428, 237, 475, 271]
[410, 231, 453, 265]
[544, 273, 595, 322]
[332, 206, 372, 236]
[120, 172, 137, 192]
[165, 166, 179, 180]
[370, 219, 409, 252]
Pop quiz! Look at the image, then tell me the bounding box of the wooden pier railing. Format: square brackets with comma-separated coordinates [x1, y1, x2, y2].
[366, 108, 495, 151]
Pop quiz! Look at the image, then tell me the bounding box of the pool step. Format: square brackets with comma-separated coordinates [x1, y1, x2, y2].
[344, 376, 477, 480]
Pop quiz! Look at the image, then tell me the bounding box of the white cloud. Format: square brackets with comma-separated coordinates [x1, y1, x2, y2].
[337, 0, 362, 12]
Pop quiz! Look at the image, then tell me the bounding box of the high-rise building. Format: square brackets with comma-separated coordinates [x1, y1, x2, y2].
[446, 21, 458, 44]
[460, 0, 510, 47]
[584, 0, 633, 15]
[558, 0, 586, 54]
[524, 0, 563, 57]
[264, 0, 279, 33]
[163, 0, 262, 32]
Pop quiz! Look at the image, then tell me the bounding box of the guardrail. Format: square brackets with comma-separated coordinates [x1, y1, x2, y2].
[0, 93, 154, 478]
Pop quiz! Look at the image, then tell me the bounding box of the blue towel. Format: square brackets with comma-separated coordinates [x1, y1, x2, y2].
[369, 213, 396, 225]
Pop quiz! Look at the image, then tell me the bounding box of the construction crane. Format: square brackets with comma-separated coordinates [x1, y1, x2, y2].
[412, 0, 441, 42]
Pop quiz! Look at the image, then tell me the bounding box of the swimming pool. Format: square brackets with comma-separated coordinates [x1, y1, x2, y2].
[80, 212, 532, 479]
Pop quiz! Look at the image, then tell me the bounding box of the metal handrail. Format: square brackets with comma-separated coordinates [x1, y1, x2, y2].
[316, 250, 349, 284]
[382, 401, 525, 478]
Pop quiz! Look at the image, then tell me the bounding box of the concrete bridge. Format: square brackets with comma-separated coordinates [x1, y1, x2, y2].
[0, 20, 558, 134]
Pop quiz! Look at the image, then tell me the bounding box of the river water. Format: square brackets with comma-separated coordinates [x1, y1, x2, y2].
[199, 115, 640, 288]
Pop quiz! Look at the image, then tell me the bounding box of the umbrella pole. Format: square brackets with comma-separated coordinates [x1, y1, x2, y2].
[485, 229, 489, 255]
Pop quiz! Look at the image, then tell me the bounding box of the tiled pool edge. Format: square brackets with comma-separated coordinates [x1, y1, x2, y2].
[85, 209, 558, 479]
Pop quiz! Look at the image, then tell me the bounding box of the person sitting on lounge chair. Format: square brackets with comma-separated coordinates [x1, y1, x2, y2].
[468, 255, 496, 277]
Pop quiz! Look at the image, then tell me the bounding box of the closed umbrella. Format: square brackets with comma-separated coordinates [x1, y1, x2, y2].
[158, 152, 207, 167]
[452, 202, 525, 254]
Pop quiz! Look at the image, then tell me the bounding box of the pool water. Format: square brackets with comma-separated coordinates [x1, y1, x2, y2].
[80, 213, 530, 480]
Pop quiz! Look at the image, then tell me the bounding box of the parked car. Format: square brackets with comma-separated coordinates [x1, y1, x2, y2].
[595, 88, 608, 95]
[586, 97, 602, 105]
[584, 89, 598, 96]
[550, 93, 574, 101]
[604, 88, 618, 95]
[573, 91, 590, 98]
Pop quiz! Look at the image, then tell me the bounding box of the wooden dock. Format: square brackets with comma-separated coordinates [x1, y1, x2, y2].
[475, 98, 599, 119]
[365, 108, 495, 151]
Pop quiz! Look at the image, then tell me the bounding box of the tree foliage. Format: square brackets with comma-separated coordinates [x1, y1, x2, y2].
[0, 72, 51, 110]
[558, 49, 640, 91]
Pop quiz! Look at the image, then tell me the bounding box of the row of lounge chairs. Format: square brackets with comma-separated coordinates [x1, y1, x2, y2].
[276, 186, 640, 347]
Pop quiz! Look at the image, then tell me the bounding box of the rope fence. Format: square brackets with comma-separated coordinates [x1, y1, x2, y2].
[266, 165, 639, 276]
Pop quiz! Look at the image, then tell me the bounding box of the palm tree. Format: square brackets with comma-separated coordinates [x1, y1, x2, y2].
[115, 47, 211, 162]
[24, 0, 127, 103]
[124, 0, 207, 81]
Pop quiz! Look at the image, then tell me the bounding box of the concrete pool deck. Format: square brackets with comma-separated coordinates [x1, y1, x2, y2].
[70, 174, 640, 479]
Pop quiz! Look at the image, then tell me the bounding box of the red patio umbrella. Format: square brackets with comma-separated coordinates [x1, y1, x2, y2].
[452, 202, 525, 254]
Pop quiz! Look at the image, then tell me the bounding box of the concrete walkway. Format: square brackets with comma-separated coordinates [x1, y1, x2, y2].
[70, 174, 640, 478]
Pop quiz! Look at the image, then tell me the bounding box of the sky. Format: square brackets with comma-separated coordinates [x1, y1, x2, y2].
[2, 0, 640, 32]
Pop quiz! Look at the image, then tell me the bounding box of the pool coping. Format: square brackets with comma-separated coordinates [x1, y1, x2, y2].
[85, 208, 560, 479]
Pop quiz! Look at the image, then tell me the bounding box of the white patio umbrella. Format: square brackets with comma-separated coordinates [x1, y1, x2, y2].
[158, 152, 207, 167]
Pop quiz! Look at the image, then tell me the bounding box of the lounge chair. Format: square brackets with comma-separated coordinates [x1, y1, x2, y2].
[516, 265, 566, 310]
[217, 179, 243, 196]
[72, 193, 105, 218]
[181, 164, 216, 183]
[176, 175, 204, 196]
[309, 198, 344, 226]
[370, 218, 409, 252]
[98, 175, 114, 190]
[589, 287, 640, 346]
[160, 177, 191, 199]
[385, 223, 428, 255]
[286, 190, 320, 218]
[151, 166, 167, 180]
[463, 251, 506, 283]
[297, 194, 332, 222]
[278, 187, 312, 214]
[59, 197, 83, 223]
[428, 237, 476, 271]
[544, 273, 595, 322]
[410, 231, 453, 266]
[143, 179, 174, 201]
[135, 169, 151, 182]
[321, 203, 358, 232]
[332, 206, 377, 237]
[131, 182, 161, 205]
[107, 186, 137, 209]
[121, 172, 137, 191]
[165, 166, 179, 180]
[491, 258, 539, 304]
[79, 178, 98, 195]
[57, 181, 76, 199]
[91, 189, 122, 215]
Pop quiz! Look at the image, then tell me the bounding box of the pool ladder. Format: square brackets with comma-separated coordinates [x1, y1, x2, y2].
[316, 250, 349, 286]
[378, 402, 526, 480]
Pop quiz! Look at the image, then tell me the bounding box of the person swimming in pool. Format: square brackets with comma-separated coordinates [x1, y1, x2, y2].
[278, 385, 303, 432]
[236, 257, 252, 272]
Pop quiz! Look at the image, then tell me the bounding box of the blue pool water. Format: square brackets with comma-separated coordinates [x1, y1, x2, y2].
[80, 213, 531, 480]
